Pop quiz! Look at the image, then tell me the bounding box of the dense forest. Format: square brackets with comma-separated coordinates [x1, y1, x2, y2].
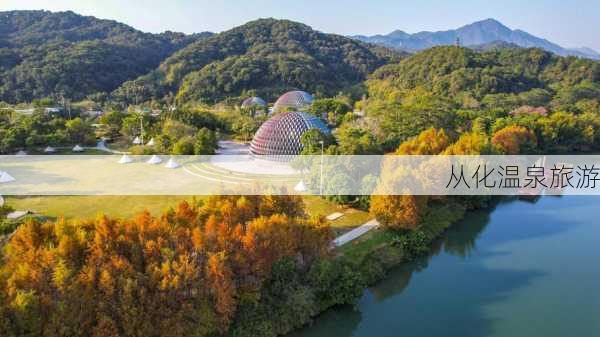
[0, 12, 401, 105]
[115, 18, 402, 104]
[0, 10, 210, 103]
[362, 46, 600, 149]
[0, 196, 370, 337]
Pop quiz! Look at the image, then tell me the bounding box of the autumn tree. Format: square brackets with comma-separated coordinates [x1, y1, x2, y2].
[370, 194, 427, 230]
[370, 128, 450, 230]
[0, 196, 332, 337]
[491, 125, 537, 154]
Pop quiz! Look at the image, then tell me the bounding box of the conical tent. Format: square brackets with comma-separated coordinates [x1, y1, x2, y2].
[164, 158, 180, 169]
[294, 180, 308, 192]
[118, 154, 134, 164]
[132, 136, 142, 145]
[0, 171, 16, 183]
[72, 145, 84, 152]
[146, 138, 155, 146]
[147, 155, 162, 164]
[44, 146, 56, 153]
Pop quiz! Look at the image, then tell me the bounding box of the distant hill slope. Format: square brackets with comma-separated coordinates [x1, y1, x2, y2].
[369, 46, 600, 102]
[352, 19, 600, 60]
[0, 10, 211, 103]
[116, 18, 403, 103]
[467, 40, 522, 52]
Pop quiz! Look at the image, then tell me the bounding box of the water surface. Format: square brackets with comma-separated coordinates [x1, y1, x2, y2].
[292, 196, 600, 337]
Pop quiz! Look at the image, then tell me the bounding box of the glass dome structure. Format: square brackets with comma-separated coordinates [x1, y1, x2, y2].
[273, 91, 313, 113]
[241, 96, 267, 108]
[250, 111, 329, 160]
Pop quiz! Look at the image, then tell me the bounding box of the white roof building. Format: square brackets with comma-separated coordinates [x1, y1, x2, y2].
[0, 171, 16, 183]
[118, 154, 134, 164]
[164, 158, 180, 169]
[147, 155, 162, 165]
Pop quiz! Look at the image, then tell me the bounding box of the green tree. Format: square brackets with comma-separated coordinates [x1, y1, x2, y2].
[195, 128, 218, 155]
[172, 136, 195, 155]
[66, 117, 95, 145]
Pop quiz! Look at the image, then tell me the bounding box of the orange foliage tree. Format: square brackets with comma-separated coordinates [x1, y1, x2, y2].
[491, 125, 537, 154]
[0, 196, 332, 337]
[371, 128, 451, 230]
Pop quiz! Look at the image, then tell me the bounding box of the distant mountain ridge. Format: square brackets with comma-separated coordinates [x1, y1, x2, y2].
[352, 19, 600, 60]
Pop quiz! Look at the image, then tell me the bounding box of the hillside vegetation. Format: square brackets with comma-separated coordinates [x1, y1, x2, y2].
[365, 46, 600, 148]
[116, 18, 402, 103]
[0, 10, 209, 103]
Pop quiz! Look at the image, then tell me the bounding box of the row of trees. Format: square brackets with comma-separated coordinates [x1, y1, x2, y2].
[0, 110, 95, 154]
[368, 117, 583, 230]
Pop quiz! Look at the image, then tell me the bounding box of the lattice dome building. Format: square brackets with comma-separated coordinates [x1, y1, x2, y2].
[250, 111, 329, 160]
[273, 91, 313, 113]
[241, 96, 267, 108]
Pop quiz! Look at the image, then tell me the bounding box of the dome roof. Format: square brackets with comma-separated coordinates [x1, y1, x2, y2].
[273, 91, 313, 113]
[250, 111, 329, 159]
[241, 96, 267, 108]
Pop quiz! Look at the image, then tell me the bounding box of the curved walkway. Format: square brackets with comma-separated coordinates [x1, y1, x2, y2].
[94, 140, 130, 154]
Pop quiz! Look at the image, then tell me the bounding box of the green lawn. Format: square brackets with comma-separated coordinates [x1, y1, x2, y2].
[4, 196, 200, 220]
[336, 228, 395, 261]
[303, 196, 371, 235]
[4, 195, 371, 234]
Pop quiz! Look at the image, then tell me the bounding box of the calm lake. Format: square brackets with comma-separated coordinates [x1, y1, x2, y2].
[292, 196, 600, 337]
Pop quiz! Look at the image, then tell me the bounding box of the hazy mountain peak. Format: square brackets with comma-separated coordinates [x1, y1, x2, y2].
[352, 18, 599, 60]
[464, 18, 508, 29]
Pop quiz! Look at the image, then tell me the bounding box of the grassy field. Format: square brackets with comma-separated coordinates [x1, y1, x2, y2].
[303, 196, 371, 234]
[4, 195, 371, 234]
[4, 196, 200, 220]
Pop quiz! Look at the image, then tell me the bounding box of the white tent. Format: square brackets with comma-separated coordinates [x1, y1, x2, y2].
[146, 138, 155, 146]
[132, 136, 142, 145]
[15, 150, 27, 156]
[0, 171, 16, 183]
[44, 146, 56, 153]
[147, 155, 162, 165]
[294, 180, 308, 192]
[118, 154, 134, 164]
[72, 145, 84, 152]
[164, 158, 180, 169]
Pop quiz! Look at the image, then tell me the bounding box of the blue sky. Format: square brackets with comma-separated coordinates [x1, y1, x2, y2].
[1, 0, 599, 51]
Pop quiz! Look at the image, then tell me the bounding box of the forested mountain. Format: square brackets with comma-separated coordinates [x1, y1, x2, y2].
[369, 46, 599, 100]
[468, 40, 522, 52]
[115, 18, 402, 104]
[353, 19, 600, 60]
[365, 46, 600, 148]
[0, 10, 211, 103]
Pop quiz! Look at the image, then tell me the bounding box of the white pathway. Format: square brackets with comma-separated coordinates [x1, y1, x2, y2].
[332, 219, 380, 247]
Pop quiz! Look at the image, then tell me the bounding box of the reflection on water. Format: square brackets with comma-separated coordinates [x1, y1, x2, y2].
[291, 196, 600, 337]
